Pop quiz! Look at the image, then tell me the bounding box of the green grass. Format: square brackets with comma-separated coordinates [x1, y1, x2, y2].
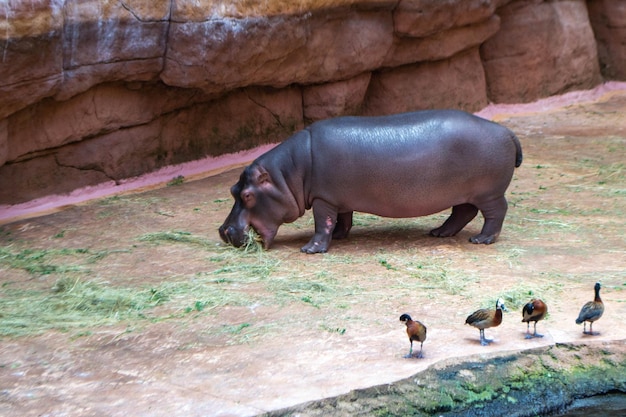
[138, 230, 214, 247]
[167, 175, 185, 186]
[484, 284, 563, 311]
[0, 229, 271, 338]
[0, 277, 165, 337]
[267, 273, 343, 308]
[0, 225, 332, 339]
[0, 247, 109, 275]
[0, 261, 274, 338]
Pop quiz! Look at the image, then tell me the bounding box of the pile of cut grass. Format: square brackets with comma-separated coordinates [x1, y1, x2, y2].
[138, 230, 214, 247]
[0, 230, 275, 338]
[0, 246, 102, 275]
[0, 277, 165, 337]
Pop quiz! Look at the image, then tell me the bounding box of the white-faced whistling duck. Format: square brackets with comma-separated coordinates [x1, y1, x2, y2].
[399, 314, 427, 358]
[522, 298, 548, 339]
[575, 282, 604, 335]
[465, 298, 508, 346]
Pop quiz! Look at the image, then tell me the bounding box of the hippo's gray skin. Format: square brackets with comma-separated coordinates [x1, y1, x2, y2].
[219, 110, 522, 254]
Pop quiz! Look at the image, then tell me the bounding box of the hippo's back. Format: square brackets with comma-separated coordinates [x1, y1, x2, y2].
[305, 110, 520, 217]
[308, 110, 514, 156]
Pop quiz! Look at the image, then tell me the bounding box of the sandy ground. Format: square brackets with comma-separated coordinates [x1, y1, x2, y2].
[1, 83, 625, 416]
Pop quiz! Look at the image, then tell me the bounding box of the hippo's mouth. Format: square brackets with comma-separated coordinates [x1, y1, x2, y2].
[249, 222, 278, 250]
[219, 221, 277, 250]
[219, 224, 248, 247]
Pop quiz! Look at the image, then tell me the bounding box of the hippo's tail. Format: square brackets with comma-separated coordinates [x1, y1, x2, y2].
[511, 133, 523, 167]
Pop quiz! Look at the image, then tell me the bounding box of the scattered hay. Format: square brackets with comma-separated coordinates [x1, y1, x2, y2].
[0, 277, 164, 337]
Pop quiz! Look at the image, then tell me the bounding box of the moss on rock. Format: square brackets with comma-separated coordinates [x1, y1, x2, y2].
[265, 341, 626, 417]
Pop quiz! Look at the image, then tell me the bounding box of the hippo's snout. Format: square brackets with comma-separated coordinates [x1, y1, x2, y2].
[219, 224, 245, 247]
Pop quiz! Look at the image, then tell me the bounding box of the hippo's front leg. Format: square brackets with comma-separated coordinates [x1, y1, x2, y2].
[301, 200, 338, 254]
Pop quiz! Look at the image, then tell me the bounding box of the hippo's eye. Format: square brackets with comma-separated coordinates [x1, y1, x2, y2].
[241, 190, 256, 207]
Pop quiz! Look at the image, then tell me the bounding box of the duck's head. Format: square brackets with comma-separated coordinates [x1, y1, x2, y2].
[496, 298, 509, 312]
[399, 313, 412, 322]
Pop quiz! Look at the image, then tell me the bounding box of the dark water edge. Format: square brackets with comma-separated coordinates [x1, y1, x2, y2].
[549, 393, 626, 417]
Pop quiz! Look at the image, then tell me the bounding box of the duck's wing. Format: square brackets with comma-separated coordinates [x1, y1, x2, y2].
[576, 301, 604, 323]
[466, 308, 491, 326]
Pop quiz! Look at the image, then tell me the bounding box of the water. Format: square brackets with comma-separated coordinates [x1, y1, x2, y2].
[551, 393, 626, 417]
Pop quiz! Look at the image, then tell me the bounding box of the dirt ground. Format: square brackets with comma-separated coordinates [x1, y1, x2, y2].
[1, 86, 625, 417]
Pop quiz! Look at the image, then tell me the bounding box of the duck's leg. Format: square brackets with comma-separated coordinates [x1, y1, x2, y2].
[586, 322, 599, 336]
[404, 341, 413, 358]
[416, 342, 424, 359]
[533, 321, 544, 338]
[525, 322, 533, 339]
[479, 329, 492, 346]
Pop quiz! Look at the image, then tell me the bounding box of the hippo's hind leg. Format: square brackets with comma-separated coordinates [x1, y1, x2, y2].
[332, 211, 353, 240]
[430, 203, 478, 238]
[301, 199, 338, 254]
[470, 196, 508, 244]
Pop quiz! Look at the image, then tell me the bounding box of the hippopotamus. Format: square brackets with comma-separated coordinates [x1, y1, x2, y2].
[219, 109, 522, 253]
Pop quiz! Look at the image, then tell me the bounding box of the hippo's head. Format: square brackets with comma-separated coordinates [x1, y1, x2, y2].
[219, 164, 298, 249]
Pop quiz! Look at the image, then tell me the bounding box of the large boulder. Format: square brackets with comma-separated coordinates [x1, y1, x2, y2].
[302, 73, 372, 122]
[481, 0, 602, 103]
[0, 85, 302, 204]
[161, 10, 394, 93]
[392, 0, 505, 37]
[0, 0, 64, 120]
[57, 0, 170, 100]
[363, 48, 489, 115]
[6, 83, 212, 162]
[383, 15, 501, 68]
[0, 120, 7, 167]
[587, 0, 626, 80]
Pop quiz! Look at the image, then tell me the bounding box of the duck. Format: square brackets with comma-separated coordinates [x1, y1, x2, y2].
[575, 282, 604, 335]
[522, 298, 548, 339]
[465, 298, 507, 346]
[399, 314, 427, 358]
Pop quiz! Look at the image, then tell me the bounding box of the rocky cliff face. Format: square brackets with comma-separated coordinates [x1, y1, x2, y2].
[0, 0, 623, 205]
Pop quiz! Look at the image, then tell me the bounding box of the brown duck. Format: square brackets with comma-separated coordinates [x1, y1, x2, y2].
[399, 314, 427, 358]
[522, 298, 548, 339]
[575, 282, 604, 335]
[465, 298, 507, 346]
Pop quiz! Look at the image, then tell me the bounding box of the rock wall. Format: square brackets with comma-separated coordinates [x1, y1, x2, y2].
[0, 0, 623, 205]
[588, 0, 626, 79]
